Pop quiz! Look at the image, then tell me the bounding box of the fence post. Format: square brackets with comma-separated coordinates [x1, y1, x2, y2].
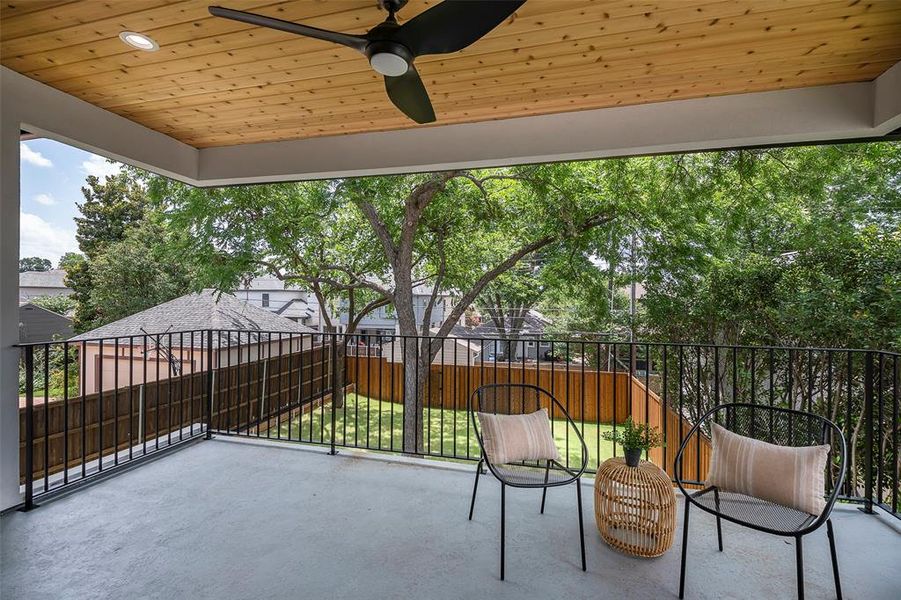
[22, 346, 35, 511]
[329, 334, 338, 455]
[861, 351, 874, 514]
[205, 330, 214, 440]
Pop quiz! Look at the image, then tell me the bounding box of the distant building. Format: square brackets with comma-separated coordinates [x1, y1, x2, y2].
[69, 290, 315, 394]
[18, 302, 73, 343]
[233, 277, 320, 328]
[451, 310, 553, 361]
[381, 335, 483, 366]
[19, 269, 71, 301]
[235, 276, 459, 336]
[341, 282, 459, 337]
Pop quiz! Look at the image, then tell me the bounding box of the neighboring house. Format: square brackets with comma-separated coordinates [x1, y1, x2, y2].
[341, 302, 397, 338]
[451, 309, 553, 361]
[19, 269, 72, 301]
[410, 282, 457, 332]
[233, 277, 320, 328]
[381, 334, 482, 366]
[18, 302, 73, 343]
[341, 282, 458, 337]
[69, 290, 315, 394]
[235, 277, 460, 337]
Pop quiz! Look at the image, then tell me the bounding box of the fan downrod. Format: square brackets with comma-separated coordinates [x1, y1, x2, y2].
[377, 0, 409, 15]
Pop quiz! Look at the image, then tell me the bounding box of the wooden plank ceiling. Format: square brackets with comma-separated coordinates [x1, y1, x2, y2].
[2, 0, 900, 148]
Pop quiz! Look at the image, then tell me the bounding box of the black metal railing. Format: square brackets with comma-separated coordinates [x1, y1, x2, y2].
[17, 331, 899, 519]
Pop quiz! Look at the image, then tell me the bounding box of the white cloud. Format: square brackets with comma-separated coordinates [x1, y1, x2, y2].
[33, 193, 56, 206]
[20, 143, 53, 168]
[82, 154, 121, 179]
[19, 213, 79, 264]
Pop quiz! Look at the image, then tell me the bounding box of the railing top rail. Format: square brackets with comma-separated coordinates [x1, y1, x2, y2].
[14, 329, 315, 347]
[14, 328, 900, 358]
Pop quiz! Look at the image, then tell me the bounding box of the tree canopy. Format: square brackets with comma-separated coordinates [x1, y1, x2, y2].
[628, 144, 901, 351]
[19, 257, 51, 272]
[67, 168, 193, 331]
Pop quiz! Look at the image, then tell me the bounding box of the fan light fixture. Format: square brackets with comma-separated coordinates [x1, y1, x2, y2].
[119, 31, 159, 51]
[369, 52, 409, 77]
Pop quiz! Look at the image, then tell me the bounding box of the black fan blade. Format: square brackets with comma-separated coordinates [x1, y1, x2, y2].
[395, 0, 525, 57]
[384, 66, 436, 124]
[209, 6, 368, 52]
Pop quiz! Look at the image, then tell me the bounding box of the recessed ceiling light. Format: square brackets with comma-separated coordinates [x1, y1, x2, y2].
[119, 31, 159, 52]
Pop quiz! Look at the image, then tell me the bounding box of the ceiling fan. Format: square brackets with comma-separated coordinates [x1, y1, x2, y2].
[209, 0, 526, 124]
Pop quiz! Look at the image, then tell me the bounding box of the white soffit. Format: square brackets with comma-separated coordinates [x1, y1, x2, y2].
[3, 62, 900, 188]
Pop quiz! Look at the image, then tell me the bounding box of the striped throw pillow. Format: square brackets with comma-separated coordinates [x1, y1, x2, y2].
[706, 422, 830, 516]
[477, 409, 561, 465]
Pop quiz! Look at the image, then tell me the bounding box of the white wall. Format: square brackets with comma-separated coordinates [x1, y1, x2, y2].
[235, 288, 303, 312]
[0, 91, 22, 510]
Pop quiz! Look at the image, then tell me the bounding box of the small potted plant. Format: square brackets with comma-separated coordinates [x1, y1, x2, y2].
[603, 417, 664, 467]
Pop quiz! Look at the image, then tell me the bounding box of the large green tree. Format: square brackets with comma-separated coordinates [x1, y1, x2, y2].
[151, 179, 391, 335]
[67, 170, 150, 329]
[155, 163, 620, 452]
[627, 143, 901, 497]
[57, 252, 83, 271]
[87, 218, 197, 326]
[634, 144, 901, 351]
[75, 171, 148, 257]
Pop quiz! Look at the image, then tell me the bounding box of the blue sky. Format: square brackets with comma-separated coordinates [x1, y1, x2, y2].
[19, 138, 122, 264]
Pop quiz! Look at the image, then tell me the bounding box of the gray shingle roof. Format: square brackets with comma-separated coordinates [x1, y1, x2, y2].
[450, 310, 549, 339]
[19, 269, 69, 289]
[275, 297, 314, 320]
[70, 289, 315, 347]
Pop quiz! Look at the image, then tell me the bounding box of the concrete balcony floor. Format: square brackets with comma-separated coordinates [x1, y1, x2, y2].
[2, 437, 899, 600]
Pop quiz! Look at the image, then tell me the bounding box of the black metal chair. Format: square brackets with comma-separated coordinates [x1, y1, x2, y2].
[468, 383, 588, 580]
[675, 403, 847, 600]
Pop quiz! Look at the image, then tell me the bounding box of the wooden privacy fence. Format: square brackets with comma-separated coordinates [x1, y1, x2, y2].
[19, 372, 205, 483]
[209, 344, 332, 434]
[345, 357, 633, 423]
[20, 345, 332, 483]
[629, 377, 712, 483]
[346, 356, 712, 481]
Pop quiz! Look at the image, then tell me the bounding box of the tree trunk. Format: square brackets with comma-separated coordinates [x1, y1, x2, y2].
[401, 337, 428, 454]
[333, 340, 346, 410]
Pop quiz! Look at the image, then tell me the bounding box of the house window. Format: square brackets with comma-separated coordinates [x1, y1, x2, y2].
[261, 293, 270, 308]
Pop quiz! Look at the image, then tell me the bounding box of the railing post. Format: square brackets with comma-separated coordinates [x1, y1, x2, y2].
[22, 346, 35, 511]
[329, 334, 338, 455]
[205, 330, 214, 440]
[861, 351, 874, 514]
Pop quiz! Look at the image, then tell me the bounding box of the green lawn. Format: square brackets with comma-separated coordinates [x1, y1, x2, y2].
[275, 393, 620, 472]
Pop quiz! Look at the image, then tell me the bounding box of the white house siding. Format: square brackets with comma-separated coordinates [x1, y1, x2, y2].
[235, 278, 461, 335]
[478, 338, 553, 361]
[233, 283, 318, 327]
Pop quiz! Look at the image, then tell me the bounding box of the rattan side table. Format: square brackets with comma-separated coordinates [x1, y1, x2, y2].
[594, 457, 676, 557]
